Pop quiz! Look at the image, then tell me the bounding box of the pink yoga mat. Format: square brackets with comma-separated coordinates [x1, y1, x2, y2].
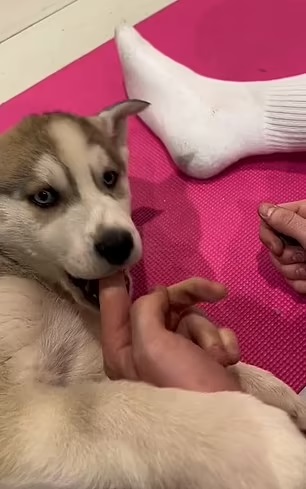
[1, 0, 306, 391]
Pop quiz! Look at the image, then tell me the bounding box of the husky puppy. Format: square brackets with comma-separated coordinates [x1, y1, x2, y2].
[0, 101, 305, 489]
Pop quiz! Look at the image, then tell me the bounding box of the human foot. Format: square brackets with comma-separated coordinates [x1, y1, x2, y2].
[115, 25, 306, 179]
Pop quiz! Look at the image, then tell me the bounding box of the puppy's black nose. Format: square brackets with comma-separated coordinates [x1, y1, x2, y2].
[95, 229, 134, 266]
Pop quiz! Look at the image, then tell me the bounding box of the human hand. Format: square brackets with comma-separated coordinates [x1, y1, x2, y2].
[259, 200, 306, 293]
[99, 274, 240, 393]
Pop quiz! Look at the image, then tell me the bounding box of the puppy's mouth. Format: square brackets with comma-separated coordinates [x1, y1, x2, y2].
[69, 276, 100, 307]
[68, 273, 130, 308]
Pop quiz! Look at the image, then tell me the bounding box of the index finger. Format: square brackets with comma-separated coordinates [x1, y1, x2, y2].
[259, 204, 306, 248]
[167, 277, 227, 311]
[131, 278, 227, 344]
[99, 272, 131, 355]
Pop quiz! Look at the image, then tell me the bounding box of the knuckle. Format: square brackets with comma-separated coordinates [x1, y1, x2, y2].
[282, 267, 294, 279]
[292, 251, 306, 263]
[203, 332, 220, 348]
[281, 249, 305, 264]
[295, 266, 306, 279]
[283, 212, 296, 228]
[133, 290, 161, 312]
[207, 344, 226, 363]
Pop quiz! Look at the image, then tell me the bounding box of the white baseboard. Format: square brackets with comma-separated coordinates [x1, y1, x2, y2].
[0, 0, 176, 104]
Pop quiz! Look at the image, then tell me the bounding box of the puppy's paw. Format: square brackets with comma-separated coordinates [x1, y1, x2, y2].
[229, 362, 306, 432]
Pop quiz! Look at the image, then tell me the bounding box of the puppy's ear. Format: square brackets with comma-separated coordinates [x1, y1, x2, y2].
[96, 99, 149, 148]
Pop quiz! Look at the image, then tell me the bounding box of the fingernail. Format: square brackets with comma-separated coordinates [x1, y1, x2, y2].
[259, 204, 275, 219]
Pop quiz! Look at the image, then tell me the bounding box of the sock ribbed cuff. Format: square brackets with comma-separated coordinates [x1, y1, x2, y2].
[264, 82, 306, 152]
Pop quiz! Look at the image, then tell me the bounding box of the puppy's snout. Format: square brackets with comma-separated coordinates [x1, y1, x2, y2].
[95, 228, 134, 266]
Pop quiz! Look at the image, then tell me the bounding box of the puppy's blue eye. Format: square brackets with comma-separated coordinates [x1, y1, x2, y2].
[30, 188, 59, 208]
[103, 170, 119, 189]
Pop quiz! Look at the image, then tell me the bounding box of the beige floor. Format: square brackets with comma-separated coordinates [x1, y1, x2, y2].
[0, 0, 175, 105]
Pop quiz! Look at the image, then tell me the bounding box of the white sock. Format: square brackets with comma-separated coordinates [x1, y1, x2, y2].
[115, 25, 306, 179]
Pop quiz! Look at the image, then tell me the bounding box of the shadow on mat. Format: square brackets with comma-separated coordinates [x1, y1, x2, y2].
[129, 174, 214, 298]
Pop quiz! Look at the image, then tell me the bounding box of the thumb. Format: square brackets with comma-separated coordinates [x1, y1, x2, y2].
[259, 203, 306, 248]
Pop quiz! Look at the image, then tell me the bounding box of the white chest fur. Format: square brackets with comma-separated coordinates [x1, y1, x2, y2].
[0, 277, 105, 386]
